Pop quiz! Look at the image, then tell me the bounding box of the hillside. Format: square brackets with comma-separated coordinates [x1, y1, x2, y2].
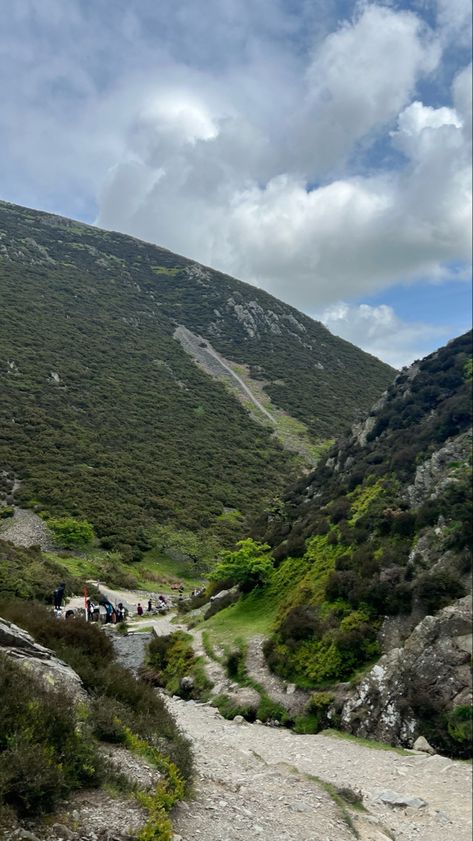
[0, 200, 393, 552]
[204, 331, 472, 755]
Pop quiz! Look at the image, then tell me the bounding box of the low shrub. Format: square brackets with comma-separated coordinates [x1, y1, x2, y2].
[0, 601, 194, 786]
[415, 571, 466, 613]
[145, 631, 212, 700]
[0, 655, 103, 817]
[211, 694, 257, 722]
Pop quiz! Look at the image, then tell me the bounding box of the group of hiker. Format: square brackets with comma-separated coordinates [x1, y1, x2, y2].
[53, 583, 173, 622]
[136, 595, 169, 615]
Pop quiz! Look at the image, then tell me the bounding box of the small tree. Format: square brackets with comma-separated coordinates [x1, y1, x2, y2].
[209, 538, 273, 590]
[48, 517, 95, 549]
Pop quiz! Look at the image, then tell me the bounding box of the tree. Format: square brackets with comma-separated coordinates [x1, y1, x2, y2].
[209, 538, 273, 590]
[48, 517, 95, 549]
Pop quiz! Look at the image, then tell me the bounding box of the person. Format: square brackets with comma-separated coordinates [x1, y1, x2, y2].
[65, 609, 75, 620]
[53, 582, 66, 610]
[137, 602, 144, 616]
[147, 598, 152, 612]
[116, 602, 126, 622]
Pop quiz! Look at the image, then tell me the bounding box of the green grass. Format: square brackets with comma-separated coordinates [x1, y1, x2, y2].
[320, 729, 412, 755]
[43, 548, 205, 595]
[199, 587, 279, 647]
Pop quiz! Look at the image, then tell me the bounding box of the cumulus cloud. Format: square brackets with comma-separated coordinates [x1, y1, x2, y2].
[317, 302, 448, 369]
[96, 55, 471, 309]
[0, 0, 471, 336]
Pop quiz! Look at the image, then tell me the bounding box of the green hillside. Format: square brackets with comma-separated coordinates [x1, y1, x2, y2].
[204, 332, 472, 753]
[0, 200, 393, 552]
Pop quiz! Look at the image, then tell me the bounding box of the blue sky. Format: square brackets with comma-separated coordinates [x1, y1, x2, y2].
[0, 0, 471, 367]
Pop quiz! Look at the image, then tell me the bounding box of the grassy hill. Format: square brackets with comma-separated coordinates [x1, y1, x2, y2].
[0, 200, 393, 553]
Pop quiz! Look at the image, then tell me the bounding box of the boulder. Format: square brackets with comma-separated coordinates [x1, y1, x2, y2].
[0, 617, 86, 702]
[378, 790, 427, 809]
[413, 736, 435, 754]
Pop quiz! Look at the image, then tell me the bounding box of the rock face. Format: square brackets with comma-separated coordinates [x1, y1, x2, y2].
[0, 616, 86, 701]
[337, 596, 472, 746]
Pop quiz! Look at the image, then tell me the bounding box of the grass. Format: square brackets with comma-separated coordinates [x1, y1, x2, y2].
[320, 729, 412, 755]
[198, 587, 279, 647]
[43, 548, 205, 595]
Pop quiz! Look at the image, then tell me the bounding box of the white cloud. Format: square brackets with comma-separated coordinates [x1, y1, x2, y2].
[436, 0, 472, 45]
[0, 0, 471, 345]
[316, 302, 448, 368]
[296, 4, 440, 172]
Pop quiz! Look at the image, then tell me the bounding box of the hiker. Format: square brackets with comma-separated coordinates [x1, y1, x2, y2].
[147, 598, 152, 612]
[137, 602, 144, 616]
[116, 602, 126, 622]
[53, 582, 66, 610]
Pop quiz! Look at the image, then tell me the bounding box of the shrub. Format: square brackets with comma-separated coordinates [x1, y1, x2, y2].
[415, 571, 466, 613]
[47, 517, 95, 548]
[278, 605, 322, 642]
[0, 656, 103, 817]
[145, 632, 212, 700]
[209, 538, 273, 590]
[447, 705, 472, 747]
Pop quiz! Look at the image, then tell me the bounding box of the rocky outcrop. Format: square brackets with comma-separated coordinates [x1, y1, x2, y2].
[405, 429, 472, 508]
[337, 596, 472, 746]
[0, 617, 86, 701]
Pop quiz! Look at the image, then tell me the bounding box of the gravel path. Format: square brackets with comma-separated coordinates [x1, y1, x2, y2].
[112, 614, 472, 841]
[168, 698, 472, 841]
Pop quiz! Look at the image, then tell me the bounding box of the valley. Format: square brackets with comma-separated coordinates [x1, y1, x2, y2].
[0, 201, 471, 841]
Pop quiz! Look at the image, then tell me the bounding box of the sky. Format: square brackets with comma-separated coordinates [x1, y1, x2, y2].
[0, 0, 471, 368]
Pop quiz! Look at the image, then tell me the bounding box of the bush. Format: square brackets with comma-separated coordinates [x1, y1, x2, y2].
[415, 571, 466, 613]
[47, 517, 95, 549]
[0, 655, 103, 817]
[447, 705, 472, 747]
[209, 538, 273, 591]
[145, 631, 212, 700]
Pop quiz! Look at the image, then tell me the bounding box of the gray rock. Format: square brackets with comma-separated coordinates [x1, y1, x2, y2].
[286, 683, 296, 695]
[180, 675, 194, 692]
[0, 617, 86, 702]
[233, 715, 245, 724]
[17, 831, 41, 841]
[413, 736, 435, 754]
[52, 825, 75, 840]
[378, 790, 427, 809]
[339, 595, 472, 746]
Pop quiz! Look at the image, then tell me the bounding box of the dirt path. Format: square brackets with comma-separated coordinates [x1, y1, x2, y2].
[167, 698, 472, 841]
[113, 614, 472, 841]
[174, 324, 276, 424]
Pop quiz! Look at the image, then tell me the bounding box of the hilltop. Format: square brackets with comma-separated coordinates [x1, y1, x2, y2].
[0, 200, 392, 553]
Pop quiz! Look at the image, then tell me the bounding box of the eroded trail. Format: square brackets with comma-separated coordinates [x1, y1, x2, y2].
[168, 697, 471, 841]
[113, 614, 472, 841]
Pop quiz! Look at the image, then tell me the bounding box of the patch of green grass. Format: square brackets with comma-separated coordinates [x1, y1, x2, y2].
[320, 729, 412, 755]
[200, 587, 279, 646]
